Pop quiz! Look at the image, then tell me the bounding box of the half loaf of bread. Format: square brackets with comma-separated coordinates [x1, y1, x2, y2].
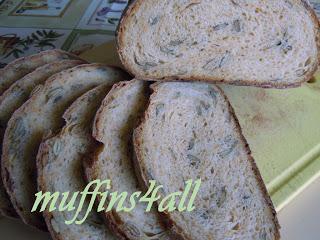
[118, 0, 320, 88]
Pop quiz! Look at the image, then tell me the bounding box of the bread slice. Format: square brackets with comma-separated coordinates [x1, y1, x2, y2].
[85, 80, 173, 240]
[0, 59, 85, 219]
[134, 82, 280, 240]
[37, 84, 117, 240]
[1, 64, 129, 231]
[0, 49, 80, 95]
[117, 0, 320, 88]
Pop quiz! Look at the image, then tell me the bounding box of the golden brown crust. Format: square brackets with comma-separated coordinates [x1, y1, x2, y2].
[301, 0, 320, 65]
[117, 0, 320, 89]
[0, 58, 86, 207]
[36, 84, 118, 239]
[132, 84, 190, 240]
[92, 81, 133, 141]
[0, 49, 82, 95]
[37, 143, 60, 238]
[0, 59, 86, 219]
[133, 142, 189, 240]
[43, 212, 64, 240]
[133, 83, 281, 240]
[217, 86, 281, 239]
[87, 80, 149, 240]
[87, 80, 177, 240]
[1, 63, 128, 231]
[83, 149, 128, 240]
[133, 120, 192, 240]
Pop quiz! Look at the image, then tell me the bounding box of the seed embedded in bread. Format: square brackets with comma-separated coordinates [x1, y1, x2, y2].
[1, 64, 129, 231]
[134, 82, 280, 240]
[118, 0, 320, 88]
[85, 80, 174, 240]
[37, 84, 117, 240]
[0, 59, 85, 219]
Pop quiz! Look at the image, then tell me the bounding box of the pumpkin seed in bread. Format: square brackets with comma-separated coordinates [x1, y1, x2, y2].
[0, 59, 85, 218]
[117, 0, 320, 88]
[1, 64, 129, 231]
[85, 80, 173, 240]
[134, 82, 280, 240]
[37, 84, 117, 240]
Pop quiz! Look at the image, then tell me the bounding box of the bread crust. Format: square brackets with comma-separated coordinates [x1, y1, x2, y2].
[133, 82, 281, 240]
[0, 50, 83, 223]
[83, 149, 128, 240]
[85, 80, 176, 240]
[0, 49, 81, 95]
[219, 87, 281, 239]
[84, 81, 138, 240]
[0, 59, 85, 219]
[36, 142, 63, 239]
[87, 81, 142, 240]
[1, 64, 129, 231]
[117, 0, 320, 89]
[37, 85, 116, 240]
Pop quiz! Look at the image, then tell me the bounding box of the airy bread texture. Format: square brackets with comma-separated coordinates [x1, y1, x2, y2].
[134, 82, 280, 240]
[85, 80, 173, 240]
[0, 49, 80, 95]
[0, 60, 84, 218]
[1, 64, 129, 231]
[37, 85, 117, 240]
[118, 0, 320, 88]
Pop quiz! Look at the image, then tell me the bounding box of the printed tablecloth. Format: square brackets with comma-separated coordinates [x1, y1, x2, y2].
[0, 0, 128, 68]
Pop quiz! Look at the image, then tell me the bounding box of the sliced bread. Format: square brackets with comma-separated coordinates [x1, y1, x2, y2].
[37, 84, 117, 240]
[1, 64, 129, 231]
[134, 82, 280, 240]
[0, 59, 85, 218]
[85, 80, 173, 240]
[117, 0, 320, 88]
[0, 49, 80, 95]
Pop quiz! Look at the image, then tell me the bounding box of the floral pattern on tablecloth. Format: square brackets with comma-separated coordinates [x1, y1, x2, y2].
[0, 0, 129, 67]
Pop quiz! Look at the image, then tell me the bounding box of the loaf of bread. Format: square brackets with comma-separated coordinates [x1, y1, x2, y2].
[85, 80, 174, 240]
[117, 0, 320, 88]
[1, 64, 129, 230]
[134, 82, 280, 240]
[0, 59, 85, 218]
[37, 84, 117, 240]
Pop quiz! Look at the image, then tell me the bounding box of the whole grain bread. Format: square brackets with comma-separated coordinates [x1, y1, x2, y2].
[0, 49, 80, 95]
[1, 64, 129, 231]
[134, 82, 280, 240]
[85, 80, 173, 240]
[117, 0, 320, 88]
[0, 59, 85, 219]
[37, 84, 117, 240]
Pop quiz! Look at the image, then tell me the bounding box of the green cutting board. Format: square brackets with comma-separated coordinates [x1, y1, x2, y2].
[222, 76, 320, 211]
[81, 43, 320, 212]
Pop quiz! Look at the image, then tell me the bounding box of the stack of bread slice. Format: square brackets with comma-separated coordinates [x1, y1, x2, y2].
[0, 1, 319, 240]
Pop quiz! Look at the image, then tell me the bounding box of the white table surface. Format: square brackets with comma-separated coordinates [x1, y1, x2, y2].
[1, 177, 320, 239]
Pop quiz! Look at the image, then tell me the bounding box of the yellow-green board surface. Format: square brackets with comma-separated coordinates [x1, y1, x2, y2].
[222, 77, 320, 211]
